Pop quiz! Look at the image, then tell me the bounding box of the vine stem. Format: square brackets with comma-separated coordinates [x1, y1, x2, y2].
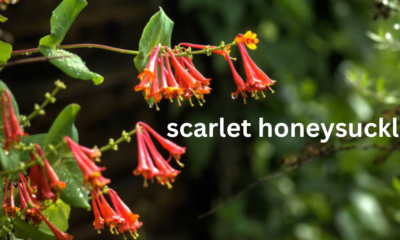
[99, 129, 137, 153]
[11, 41, 236, 59]
[11, 43, 139, 56]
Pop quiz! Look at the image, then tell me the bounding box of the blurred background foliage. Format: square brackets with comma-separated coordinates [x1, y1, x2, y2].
[2, 0, 400, 239]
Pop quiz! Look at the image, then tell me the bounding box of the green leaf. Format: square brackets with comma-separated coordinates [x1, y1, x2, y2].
[39, 199, 71, 233]
[0, 41, 12, 71]
[0, 80, 20, 140]
[44, 104, 80, 157]
[134, 8, 174, 72]
[53, 159, 89, 208]
[0, 148, 21, 180]
[44, 104, 89, 208]
[14, 218, 56, 240]
[0, 15, 7, 23]
[9, 233, 23, 240]
[39, 0, 103, 85]
[39, 47, 104, 85]
[41, 0, 87, 46]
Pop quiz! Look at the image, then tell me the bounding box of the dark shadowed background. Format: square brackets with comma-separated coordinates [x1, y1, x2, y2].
[2, 0, 400, 239]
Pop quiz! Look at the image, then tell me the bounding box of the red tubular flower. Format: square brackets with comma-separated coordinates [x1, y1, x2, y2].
[163, 53, 184, 105]
[142, 131, 180, 188]
[43, 158, 66, 191]
[134, 122, 185, 188]
[133, 124, 160, 187]
[138, 122, 186, 167]
[108, 189, 142, 237]
[237, 41, 275, 88]
[17, 182, 42, 226]
[224, 50, 248, 103]
[1, 94, 12, 150]
[166, 47, 210, 106]
[135, 44, 162, 97]
[179, 43, 231, 59]
[94, 189, 125, 235]
[37, 210, 74, 240]
[166, 47, 198, 90]
[5, 180, 20, 218]
[19, 172, 40, 206]
[29, 145, 57, 202]
[6, 90, 27, 142]
[3, 178, 20, 217]
[237, 42, 275, 98]
[90, 191, 105, 233]
[64, 136, 110, 188]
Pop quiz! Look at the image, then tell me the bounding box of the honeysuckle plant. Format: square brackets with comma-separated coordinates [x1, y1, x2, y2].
[0, 0, 276, 239]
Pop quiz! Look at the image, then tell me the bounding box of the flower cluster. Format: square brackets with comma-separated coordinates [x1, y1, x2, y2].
[2, 173, 73, 240]
[1, 90, 27, 151]
[135, 44, 212, 110]
[29, 144, 65, 202]
[91, 188, 142, 237]
[133, 122, 186, 189]
[134, 31, 276, 106]
[184, 31, 276, 103]
[64, 136, 110, 189]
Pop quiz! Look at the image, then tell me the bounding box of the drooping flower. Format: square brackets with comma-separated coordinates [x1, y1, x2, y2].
[92, 189, 125, 235]
[166, 47, 211, 106]
[37, 210, 74, 240]
[133, 124, 160, 186]
[1, 90, 27, 150]
[142, 130, 180, 188]
[91, 191, 105, 233]
[17, 181, 42, 226]
[43, 158, 66, 191]
[133, 122, 185, 188]
[163, 53, 184, 105]
[3, 178, 20, 218]
[64, 136, 110, 189]
[135, 44, 162, 98]
[29, 145, 57, 202]
[234, 31, 260, 50]
[108, 188, 142, 237]
[224, 50, 248, 103]
[138, 122, 186, 166]
[237, 42, 276, 98]
[1, 94, 12, 150]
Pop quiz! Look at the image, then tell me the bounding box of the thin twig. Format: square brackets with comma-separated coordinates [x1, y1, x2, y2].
[0, 55, 72, 68]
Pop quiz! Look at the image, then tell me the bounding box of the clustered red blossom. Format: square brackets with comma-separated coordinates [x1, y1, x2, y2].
[1, 91, 187, 239]
[3, 173, 73, 240]
[133, 122, 186, 189]
[2, 90, 28, 151]
[135, 44, 212, 109]
[134, 31, 276, 106]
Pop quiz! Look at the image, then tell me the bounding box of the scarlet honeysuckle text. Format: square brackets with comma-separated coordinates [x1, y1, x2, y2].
[167, 118, 399, 143]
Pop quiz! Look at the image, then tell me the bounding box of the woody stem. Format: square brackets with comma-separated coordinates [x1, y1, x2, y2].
[11, 44, 139, 56]
[11, 41, 237, 58]
[99, 129, 137, 152]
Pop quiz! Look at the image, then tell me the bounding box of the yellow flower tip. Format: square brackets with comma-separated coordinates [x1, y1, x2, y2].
[247, 44, 257, 50]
